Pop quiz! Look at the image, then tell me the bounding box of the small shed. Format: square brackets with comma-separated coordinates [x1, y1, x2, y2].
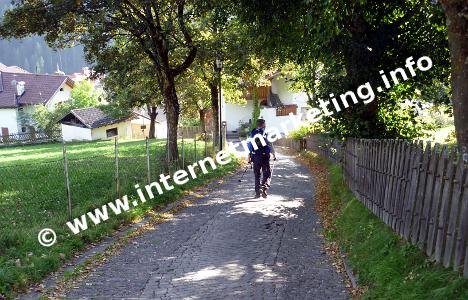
[58, 107, 135, 141]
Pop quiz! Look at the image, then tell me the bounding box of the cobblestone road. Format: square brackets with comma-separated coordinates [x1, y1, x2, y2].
[65, 152, 347, 299]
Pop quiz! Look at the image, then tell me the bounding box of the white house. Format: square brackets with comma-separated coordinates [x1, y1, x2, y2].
[58, 107, 141, 141]
[0, 64, 74, 136]
[130, 107, 168, 140]
[223, 73, 309, 135]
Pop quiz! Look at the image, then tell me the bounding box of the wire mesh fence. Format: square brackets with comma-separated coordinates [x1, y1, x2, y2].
[0, 159, 66, 232]
[0, 133, 215, 224]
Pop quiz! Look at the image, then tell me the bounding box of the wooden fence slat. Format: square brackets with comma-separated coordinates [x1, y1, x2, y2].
[382, 140, 392, 223]
[364, 140, 371, 209]
[427, 145, 449, 257]
[403, 141, 422, 239]
[416, 143, 438, 246]
[374, 141, 382, 216]
[387, 140, 396, 226]
[391, 141, 405, 230]
[387, 140, 397, 226]
[371, 140, 379, 215]
[434, 148, 457, 262]
[410, 142, 429, 243]
[444, 154, 466, 268]
[456, 172, 468, 272]
[282, 135, 468, 276]
[381, 140, 390, 221]
[396, 141, 411, 234]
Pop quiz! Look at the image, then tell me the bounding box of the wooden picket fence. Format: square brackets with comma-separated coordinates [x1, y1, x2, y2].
[0, 130, 62, 146]
[280, 134, 468, 277]
[179, 126, 203, 139]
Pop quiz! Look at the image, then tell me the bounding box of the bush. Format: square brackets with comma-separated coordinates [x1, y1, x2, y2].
[288, 123, 324, 140]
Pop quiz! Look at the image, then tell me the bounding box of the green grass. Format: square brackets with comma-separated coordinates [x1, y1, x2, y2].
[0, 138, 238, 298]
[306, 152, 468, 299]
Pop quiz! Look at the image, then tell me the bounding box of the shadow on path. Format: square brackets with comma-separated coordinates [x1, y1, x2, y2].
[64, 151, 348, 299]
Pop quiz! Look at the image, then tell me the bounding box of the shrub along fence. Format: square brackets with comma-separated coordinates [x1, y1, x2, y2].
[278, 135, 468, 277]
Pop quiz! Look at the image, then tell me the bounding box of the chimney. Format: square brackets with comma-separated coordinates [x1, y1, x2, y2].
[16, 81, 25, 96]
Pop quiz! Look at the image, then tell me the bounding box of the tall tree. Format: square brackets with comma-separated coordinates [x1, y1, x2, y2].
[234, 0, 450, 139]
[0, 0, 205, 160]
[98, 40, 162, 139]
[439, 0, 468, 150]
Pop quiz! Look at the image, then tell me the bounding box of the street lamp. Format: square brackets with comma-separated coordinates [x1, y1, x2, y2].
[216, 55, 223, 150]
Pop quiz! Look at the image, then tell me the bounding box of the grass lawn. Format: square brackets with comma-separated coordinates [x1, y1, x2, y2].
[0, 138, 238, 298]
[301, 151, 468, 299]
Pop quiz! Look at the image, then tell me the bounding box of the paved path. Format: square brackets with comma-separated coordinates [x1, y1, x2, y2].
[65, 151, 347, 299]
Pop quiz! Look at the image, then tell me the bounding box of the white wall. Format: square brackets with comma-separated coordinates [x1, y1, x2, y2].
[154, 121, 167, 139]
[0, 109, 18, 135]
[91, 121, 133, 140]
[271, 77, 295, 105]
[61, 124, 93, 141]
[271, 77, 308, 107]
[225, 100, 254, 132]
[259, 107, 298, 134]
[222, 77, 310, 133]
[46, 83, 73, 111]
[131, 107, 167, 139]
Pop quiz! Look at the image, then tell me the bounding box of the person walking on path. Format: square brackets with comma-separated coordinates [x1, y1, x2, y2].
[248, 118, 276, 198]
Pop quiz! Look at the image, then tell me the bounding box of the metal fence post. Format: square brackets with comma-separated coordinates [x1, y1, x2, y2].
[212, 130, 215, 155]
[114, 137, 120, 198]
[62, 141, 72, 221]
[181, 132, 185, 169]
[194, 135, 197, 162]
[223, 123, 227, 150]
[205, 131, 208, 157]
[146, 137, 151, 184]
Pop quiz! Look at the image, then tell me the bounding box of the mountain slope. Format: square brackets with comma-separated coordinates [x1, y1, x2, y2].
[0, 0, 87, 74]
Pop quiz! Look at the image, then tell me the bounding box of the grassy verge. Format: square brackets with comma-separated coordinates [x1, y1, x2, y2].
[0, 139, 238, 298]
[300, 150, 468, 299]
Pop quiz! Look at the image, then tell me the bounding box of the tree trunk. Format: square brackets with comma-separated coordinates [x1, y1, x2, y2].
[440, 0, 468, 150]
[210, 83, 219, 147]
[147, 105, 158, 139]
[163, 75, 180, 162]
[199, 109, 206, 132]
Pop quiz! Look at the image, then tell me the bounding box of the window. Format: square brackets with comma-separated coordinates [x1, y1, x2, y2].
[21, 127, 27, 133]
[106, 128, 118, 138]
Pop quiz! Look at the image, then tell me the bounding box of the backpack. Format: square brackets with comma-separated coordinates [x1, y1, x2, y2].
[249, 128, 270, 154]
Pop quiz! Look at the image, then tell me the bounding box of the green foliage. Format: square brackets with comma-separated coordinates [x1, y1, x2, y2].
[249, 93, 260, 132]
[32, 80, 100, 131]
[423, 105, 454, 129]
[31, 105, 56, 131]
[238, 121, 250, 138]
[177, 68, 211, 121]
[288, 123, 325, 140]
[179, 118, 201, 127]
[235, 0, 451, 139]
[69, 80, 101, 108]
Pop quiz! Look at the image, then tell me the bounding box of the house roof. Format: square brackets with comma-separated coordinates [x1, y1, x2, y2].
[269, 92, 283, 107]
[0, 71, 74, 108]
[0, 66, 30, 73]
[59, 107, 134, 129]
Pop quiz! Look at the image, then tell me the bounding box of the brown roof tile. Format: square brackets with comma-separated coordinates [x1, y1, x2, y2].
[0, 71, 74, 108]
[59, 107, 134, 129]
